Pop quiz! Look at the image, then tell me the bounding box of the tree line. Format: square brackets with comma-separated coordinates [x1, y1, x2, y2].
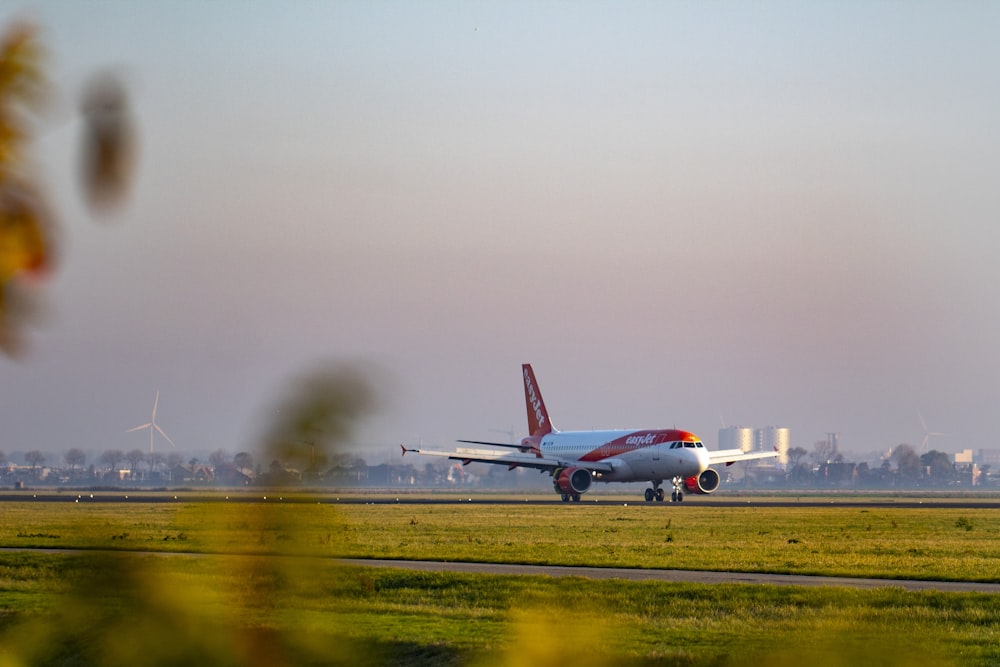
[1, 447, 257, 480]
[0, 442, 990, 490]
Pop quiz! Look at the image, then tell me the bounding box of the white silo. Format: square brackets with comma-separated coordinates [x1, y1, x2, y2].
[755, 426, 790, 466]
[719, 426, 755, 453]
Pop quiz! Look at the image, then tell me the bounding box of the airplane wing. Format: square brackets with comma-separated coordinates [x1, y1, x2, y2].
[708, 449, 781, 466]
[401, 444, 614, 474]
[457, 439, 530, 450]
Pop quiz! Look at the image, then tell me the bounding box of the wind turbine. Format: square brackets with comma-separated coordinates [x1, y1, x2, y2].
[918, 410, 949, 453]
[127, 391, 177, 453]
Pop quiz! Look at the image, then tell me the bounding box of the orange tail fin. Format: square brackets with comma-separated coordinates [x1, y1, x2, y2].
[522, 364, 554, 436]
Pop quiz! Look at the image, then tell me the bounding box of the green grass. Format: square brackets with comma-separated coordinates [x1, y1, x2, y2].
[5, 500, 1000, 581]
[3, 498, 1000, 665]
[0, 552, 998, 666]
[338, 503, 1000, 581]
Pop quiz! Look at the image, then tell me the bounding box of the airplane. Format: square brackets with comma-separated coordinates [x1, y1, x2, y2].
[402, 364, 779, 502]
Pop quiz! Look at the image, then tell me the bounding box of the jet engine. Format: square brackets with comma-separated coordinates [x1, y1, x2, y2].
[684, 468, 721, 494]
[554, 467, 592, 496]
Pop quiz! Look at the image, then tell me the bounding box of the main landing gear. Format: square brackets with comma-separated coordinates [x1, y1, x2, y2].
[644, 478, 683, 503]
[643, 487, 665, 502]
[644, 482, 666, 502]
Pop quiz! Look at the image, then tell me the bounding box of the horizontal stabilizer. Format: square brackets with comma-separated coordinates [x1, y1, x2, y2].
[458, 439, 528, 450]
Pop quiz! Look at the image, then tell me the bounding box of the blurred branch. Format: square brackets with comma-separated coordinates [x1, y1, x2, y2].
[260, 361, 379, 475]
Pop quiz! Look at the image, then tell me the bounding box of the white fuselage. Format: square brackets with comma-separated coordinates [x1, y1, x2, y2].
[539, 430, 708, 483]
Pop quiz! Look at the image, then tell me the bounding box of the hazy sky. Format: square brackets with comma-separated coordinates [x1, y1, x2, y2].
[2, 2, 998, 463]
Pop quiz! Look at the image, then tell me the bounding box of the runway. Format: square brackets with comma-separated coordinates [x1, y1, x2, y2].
[331, 497, 1000, 509]
[3, 492, 1000, 509]
[340, 558, 1000, 593]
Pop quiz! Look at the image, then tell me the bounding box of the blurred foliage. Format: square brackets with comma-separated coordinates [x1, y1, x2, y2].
[0, 21, 45, 169]
[0, 20, 52, 357]
[473, 601, 615, 667]
[0, 358, 381, 665]
[0, 18, 137, 357]
[0, 550, 374, 667]
[79, 70, 136, 214]
[259, 361, 378, 478]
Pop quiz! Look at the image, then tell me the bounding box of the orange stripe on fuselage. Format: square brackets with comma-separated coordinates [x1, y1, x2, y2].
[577, 429, 698, 462]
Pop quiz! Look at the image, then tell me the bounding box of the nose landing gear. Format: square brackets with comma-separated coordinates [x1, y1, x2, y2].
[670, 476, 684, 502]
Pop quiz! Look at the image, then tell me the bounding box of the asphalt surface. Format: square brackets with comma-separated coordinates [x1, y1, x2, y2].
[3, 493, 1000, 509]
[339, 558, 1000, 593]
[2, 546, 996, 593]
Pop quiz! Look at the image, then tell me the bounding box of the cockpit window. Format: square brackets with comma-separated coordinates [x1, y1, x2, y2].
[684, 442, 694, 448]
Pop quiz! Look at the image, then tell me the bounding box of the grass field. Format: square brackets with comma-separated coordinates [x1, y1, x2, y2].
[4, 497, 1000, 581]
[2, 495, 1000, 666]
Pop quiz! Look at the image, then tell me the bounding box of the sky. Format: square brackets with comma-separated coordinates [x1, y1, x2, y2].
[1, 1, 999, 465]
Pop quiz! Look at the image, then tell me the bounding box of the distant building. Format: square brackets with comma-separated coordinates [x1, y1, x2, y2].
[979, 449, 1000, 467]
[955, 449, 975, 464]
[214, 464, 253, 486]
[718, 426, 754, 453]
[827, 432, 840, 457]
[169, 464, 215, 483]
[755, 426, 790, 466]
[719, 425, 790, 466]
